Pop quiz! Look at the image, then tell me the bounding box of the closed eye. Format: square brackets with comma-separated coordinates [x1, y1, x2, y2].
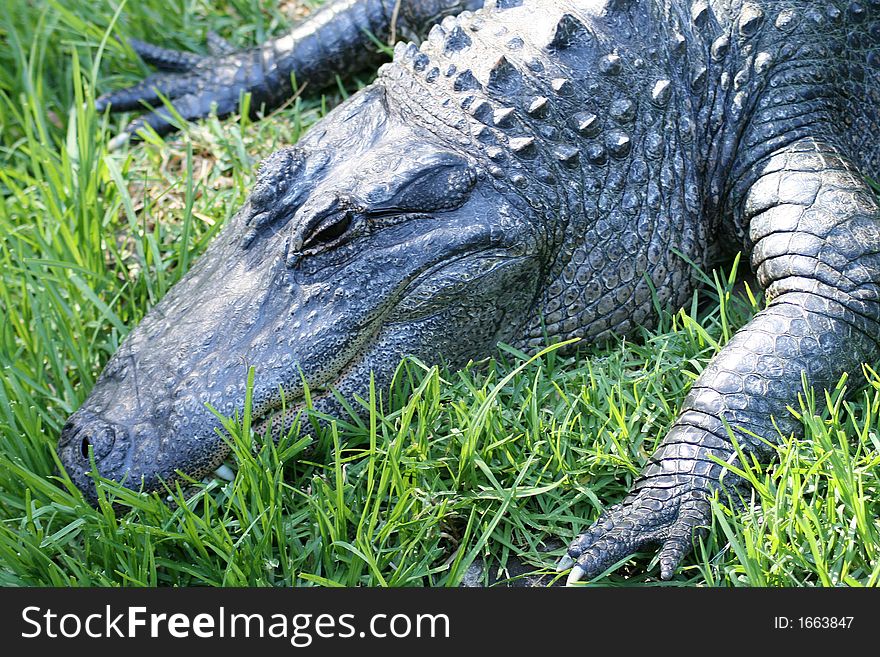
[300, 206, 415, 253]
[301, 213, 353, 251]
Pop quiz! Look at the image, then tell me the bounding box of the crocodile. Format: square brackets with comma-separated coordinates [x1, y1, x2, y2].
[59, 0, 880, 584]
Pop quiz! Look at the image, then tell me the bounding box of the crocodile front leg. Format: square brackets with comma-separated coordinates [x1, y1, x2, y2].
[97, 0, 483, 143]
[561, 137, 880, 583]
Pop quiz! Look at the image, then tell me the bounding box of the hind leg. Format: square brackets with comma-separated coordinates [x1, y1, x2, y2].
[97, 0, 484, 143]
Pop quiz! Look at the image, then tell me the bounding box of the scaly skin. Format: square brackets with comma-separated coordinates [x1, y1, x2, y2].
[64, 0, 880, 583]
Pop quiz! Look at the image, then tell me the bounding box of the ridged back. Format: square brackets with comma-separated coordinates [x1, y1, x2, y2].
[378, 1, 693, 215]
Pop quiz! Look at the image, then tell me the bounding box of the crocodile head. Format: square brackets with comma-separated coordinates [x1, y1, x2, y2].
[58, 84, 550, 502]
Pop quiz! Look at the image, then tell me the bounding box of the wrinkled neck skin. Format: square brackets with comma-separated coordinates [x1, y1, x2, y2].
[59, 84, 550, 501]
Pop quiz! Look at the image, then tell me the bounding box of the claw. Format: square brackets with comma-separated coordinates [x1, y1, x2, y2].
[556, 554, 575, 572]
[566, 565, 586, 586]
[107, 132, 132, 152]
[213, 464, 235, 481]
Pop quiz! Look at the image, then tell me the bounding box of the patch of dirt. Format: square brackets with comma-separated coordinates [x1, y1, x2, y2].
[278, 1, 312, 22]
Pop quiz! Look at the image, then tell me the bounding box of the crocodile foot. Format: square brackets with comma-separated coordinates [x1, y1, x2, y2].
[557, 477, 713, 584]
[97, 35, 264, 148]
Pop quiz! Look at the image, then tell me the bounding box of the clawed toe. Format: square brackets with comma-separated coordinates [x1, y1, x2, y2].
[556, 485, 712, 583]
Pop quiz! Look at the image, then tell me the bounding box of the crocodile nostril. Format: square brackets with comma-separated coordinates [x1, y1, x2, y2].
[61, 418, 119, 462]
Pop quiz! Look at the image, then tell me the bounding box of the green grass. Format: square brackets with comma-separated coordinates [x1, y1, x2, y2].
[0, 0, 878, 587]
